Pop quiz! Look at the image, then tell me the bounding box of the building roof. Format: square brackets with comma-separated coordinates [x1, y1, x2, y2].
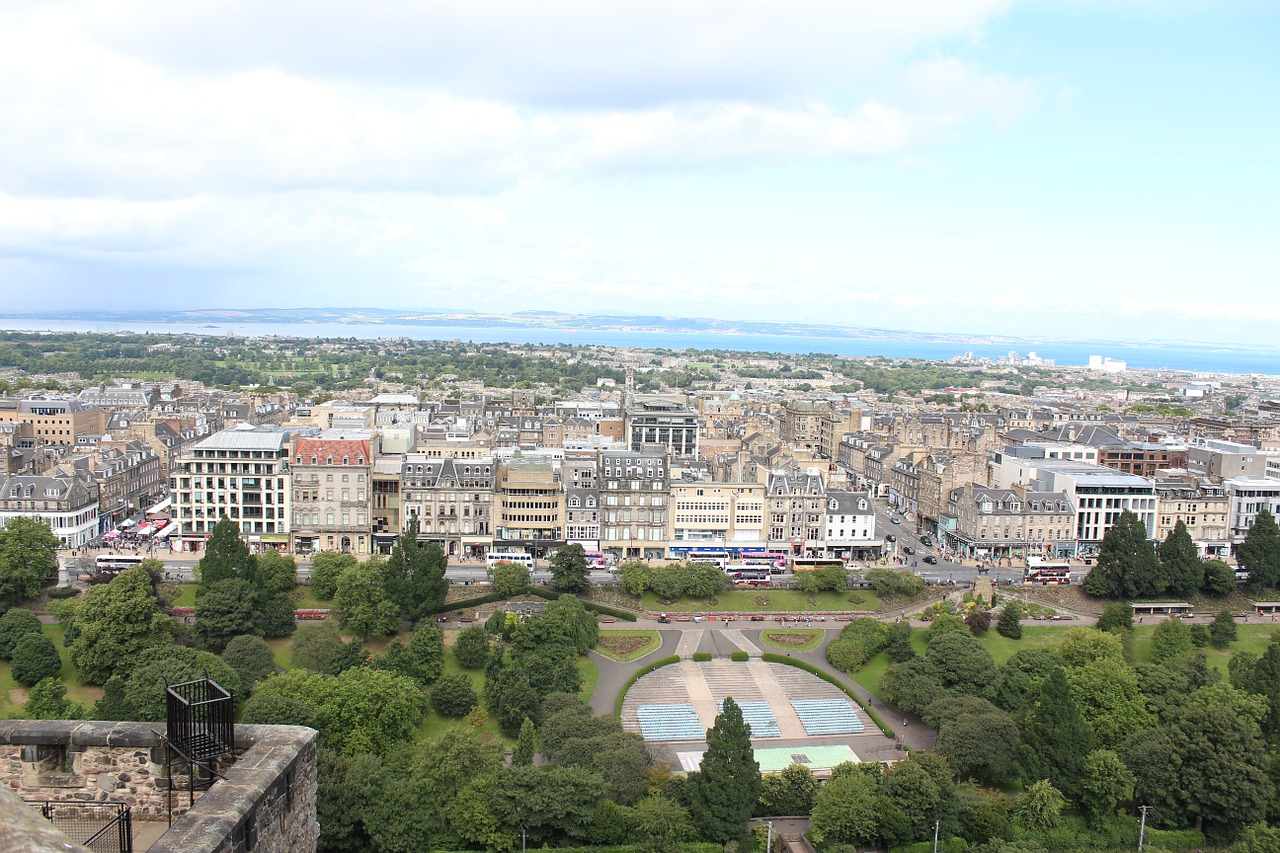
[294, 437, 372, 464]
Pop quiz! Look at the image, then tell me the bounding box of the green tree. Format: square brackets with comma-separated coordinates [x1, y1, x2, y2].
[221, 634, 277, 694]
[453, 625, 490, 669]
[1078, 748, 1134, 827]
[934, 701, 1021, 785]
[0, 607, 44, 658]
[70, 566, 172, 684]
[631, 794, 696, 853]
[253, 551, 298, 638]
[309, 551, 356, 600]
[386, 518, 448, 624]
[1058, 626, 1125, 668]
[1210, 609, 1238, 648]
[25, 676, 84, 720]
[549, 544, 590, 593]
[196, 516, 257, 587]
[240, 692, 324, 731]
[867, 568, 926, 597]
[123, 645, 242, 721]
[431, 672, 478, 716]
[1150, 617, 1193, 663]
[291, 619, 345, 672]
[1095, 601, 1134, 634]
[466, 764, 607, 848]
[0, 516, 61, 606]
[322, 640, 369, 676]
[1202, 558, 1237, 595]
[91, 675, 137, 721]
[1065, 660, 1154, 749]
[1083, 510, 1162, 599]
[1233, 823, 1280, 853]
[687, 697, 762, 842]
[882, 753, 959, 842]
[925, 630, 996, 698]
[880, 658, 949, 717]
[194, 578, 259, 650]
[885, 621, 916, 662]
[757, 763, 819, 816]
[1159, 520, 1204, 597]
[1018, 668, 1094, 802]
[807, 767, 880, 847]
[489, 561, 531, 596]
[334, 563, 400, 639]
[10, 631, 62, 686]
[513, 717, 538, 766]
[517, 594, 598, 656]
[315, 749, 383, 853]
[1237, 507, 1280, 588]
[1012, 780, 1066, 831]
[996, 602, 1023, 640]
[615, 561, 652, 596]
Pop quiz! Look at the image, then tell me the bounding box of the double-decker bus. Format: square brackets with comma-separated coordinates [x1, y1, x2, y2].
[582, 550, 612, 568]
[726, 568, 771, 587]
[95, 554, 145, 577]
[740, 550, 789, 572]
[487, 550, 535, 569]
[1024, 566, 1071, 585]
[675, 548, 730, 569]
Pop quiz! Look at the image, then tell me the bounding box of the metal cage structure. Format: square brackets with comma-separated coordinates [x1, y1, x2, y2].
[157, 673, 237, 826]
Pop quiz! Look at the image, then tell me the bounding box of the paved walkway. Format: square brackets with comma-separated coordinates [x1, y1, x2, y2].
[721, 627, 763, 658]
[678, 661, 720, 730]
[746, 661, 808, 738]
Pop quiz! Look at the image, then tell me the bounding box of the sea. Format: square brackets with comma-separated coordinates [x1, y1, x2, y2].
[1, 318, 1278, 376]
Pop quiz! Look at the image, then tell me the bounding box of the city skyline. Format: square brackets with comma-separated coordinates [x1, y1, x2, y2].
[2, 1, 1277, 345]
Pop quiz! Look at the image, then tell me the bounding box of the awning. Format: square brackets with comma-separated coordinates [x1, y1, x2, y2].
[103, 530, 120, 539]
[119, 519, 137, 528]
[154, 522, 178, 540]
[135, 523, 154, 536]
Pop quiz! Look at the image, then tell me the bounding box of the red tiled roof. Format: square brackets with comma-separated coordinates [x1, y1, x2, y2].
[294, 438, 371, 464]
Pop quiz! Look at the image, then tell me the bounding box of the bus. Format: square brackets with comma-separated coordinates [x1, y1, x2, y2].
[583, 550, 612, 568]
[740, 550, 789, 572]
[726, 568, 771, 587]
[789, 557, 846, 573]
[95, 554, 145, 576]
[675, 548, 730, 569]
[1024, 566, 1071, 585]
[487, 550, 535, 570]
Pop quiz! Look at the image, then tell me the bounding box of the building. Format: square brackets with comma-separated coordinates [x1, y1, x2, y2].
[371, 455, 404, 554]
[945, 485, 1075, 562]
[822, 490, 878, 560]
[400, 454, 495, 559]
[0, 398, 107, 447]
[290, 434, 374, 556]
[84, 439, 164, 533]
[625, 397, 699, 458]
[767, 469, 827, 555]
[170, 425, 306, 553]
[494, 454, 564, 557]
[599, 450, 669, 559]
[563, 451, 601, 548]
[668, 481, 767, 549]
[1187, 438, 1273, 481]
[1224, 477, 1280, 545]
[1153, 477, 1230, 557]
[0, 469, 99, 548]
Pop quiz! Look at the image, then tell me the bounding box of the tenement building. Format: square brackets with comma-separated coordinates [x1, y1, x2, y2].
[290, 432, 374, 556]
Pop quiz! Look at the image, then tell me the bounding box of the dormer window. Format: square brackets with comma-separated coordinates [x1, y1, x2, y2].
[342, 456, 349, 465]
[312, 456, 319, 465]
[327, 456, 334, 465]
[829, 499, 838, 511]
[980, 501, 993, 513]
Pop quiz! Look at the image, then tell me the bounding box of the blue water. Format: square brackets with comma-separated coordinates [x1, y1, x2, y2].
[1, 318, 1277, 375]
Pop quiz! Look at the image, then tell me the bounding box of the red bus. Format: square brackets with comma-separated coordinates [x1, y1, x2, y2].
[1025, 566, 1071, 585]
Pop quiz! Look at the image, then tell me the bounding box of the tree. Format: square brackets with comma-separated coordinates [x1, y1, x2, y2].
[1058, 627, 1125, 668]
[221, 634, 277, 693]
[882, 753, 959, 842]
[291, 619, 345, 671]
[322, 640, 369, 676]
[0, 516, 61, 606]
[308, 551, 356, 600]
[1150, 617, 1193, 663]
[453, 625, 490, 669]
[1018, 668, 1094, 802]
[807, 767, 880, 847]
[334, 563, 400, 639]
[253, 551, 298, 638]
[925, 630, 996, 698]
[934, 702, 1021, 785]
[1159, 520, 1204, 597]
[11, 631, 62, 686]
[1210, 609, 1238, 648]
[123, 645, 242, 721]
[0, 607, 43, 658]
[376, 623, 444, 684]
[1012, 780, 1066, 831]
[1237, 507, 1280, 588]
[757, 763, 819, 816]
[885, 621, 916, 662]
[91, 675, 136, 721]
[386, 518, 448, 624]
[1082, 510, 1162, 599]
[686, 697, 762, 842]
[25, 676, 84, 720]
[70, 566, 172, 684]
[549, 544, 590, 593]
[880, 658, 949, 717]
[431, 672, 478, 716]
[631, 794, 696, 853]
[489, 561, 531, 597]
[965, 609, 992, 635]
[465, 764, 607, 848]
[240, 692, 324, 731]
[1065, 660, 1154, 749]
[194, 578, 259, 650]
[1095, 601, 1133, 634]
[1233, 823, 1280, 853]
[520, 594, 599, 656]
[196, 516, 257, 587]
[615, 561, 651, 596]
[1202, 559, 1237, 595]
[513, 717, 538, 766]
[867, 569, 926, 597]
[996, 602, 1023, 640]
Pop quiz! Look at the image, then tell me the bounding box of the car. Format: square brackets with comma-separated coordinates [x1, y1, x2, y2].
[924, 555, 938, 565]
[890, 516, 901, 524]
[920, 535, 934, 546]
[902, 546, 915, 555]
[885, 534, 897, 543]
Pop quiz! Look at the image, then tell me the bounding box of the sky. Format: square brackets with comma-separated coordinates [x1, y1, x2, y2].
[1, 1, 1277, 345]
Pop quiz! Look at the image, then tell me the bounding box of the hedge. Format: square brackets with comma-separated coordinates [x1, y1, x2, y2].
[430, 586, 637, 621]
[761, 653, 898, 742]
[614, 655, 680, 717]
[692, 651, 713, 662]
[730, 650, 750, 662]
[432, 845, 721, 853]
[890, 840, 967, 853]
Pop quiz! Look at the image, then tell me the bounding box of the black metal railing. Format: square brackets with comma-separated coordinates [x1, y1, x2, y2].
[28, 800, 132, 853]
[166, 676, 235, 763]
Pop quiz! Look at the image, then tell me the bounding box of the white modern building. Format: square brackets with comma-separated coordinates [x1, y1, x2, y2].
[1224, 477, 1280, 544]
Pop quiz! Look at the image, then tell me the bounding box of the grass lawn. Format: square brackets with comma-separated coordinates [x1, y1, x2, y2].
[292, 588, 331, 610]
[640, 587, 881, 613]
[1, 624, 103, 718]
[173, 583, 197, 607]
[759, 629, 825, 652]
[594, 630, 662, 662]
[1130, 623, 1278, 673]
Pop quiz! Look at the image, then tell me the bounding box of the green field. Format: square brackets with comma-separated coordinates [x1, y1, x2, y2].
[640, 587, 881, 613]
[594, 629, 663, 662]
[851, 622, 1280, 698]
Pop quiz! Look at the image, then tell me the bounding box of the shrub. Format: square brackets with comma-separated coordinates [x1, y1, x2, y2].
[430, 672, 479, 717]
[692, 651, 712, 662]
[10, 632, 62, 686]
[0, 608, 43, 659]
[47, 586, 81, 600]
[730, 650, 749, 662]
[965, 610, 991, 635]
